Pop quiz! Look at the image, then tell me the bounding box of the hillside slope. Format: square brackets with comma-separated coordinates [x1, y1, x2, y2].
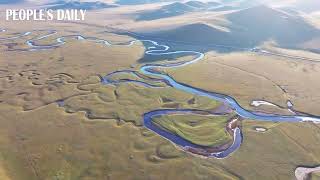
[146, 5, 320, 50]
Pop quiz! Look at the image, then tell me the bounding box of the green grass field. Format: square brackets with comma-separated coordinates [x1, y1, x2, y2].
[311, 171, 320, 180]
[152, 114, 232, 147]
[1, 19, 320, 180]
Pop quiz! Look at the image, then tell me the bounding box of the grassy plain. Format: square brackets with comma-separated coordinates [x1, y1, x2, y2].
[311, 171, 320, 180]
[0, 21, 146, 111]
[1, 103, 320, 180]
[152, 114, 232, 147]
[1, 7, 320, 180]
[64, 81, 221, 125]
[215, 120, 320, 180]
[167, 51, 320, 115]
[0, 21, 238, 180]
[0, 104, 242, 180]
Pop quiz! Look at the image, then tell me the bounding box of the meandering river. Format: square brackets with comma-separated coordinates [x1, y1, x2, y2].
[1, 29, 320, 158]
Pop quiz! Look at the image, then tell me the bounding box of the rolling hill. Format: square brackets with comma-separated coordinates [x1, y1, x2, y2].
[144, 5, 320, 51]
[185, 1, 208, 8]
[136, 1, 221, 21]
[0, 0, 23, 4]
[47, 0, 117, 10]
[116, 0, 172, 5]
[293, 0, 320, 12]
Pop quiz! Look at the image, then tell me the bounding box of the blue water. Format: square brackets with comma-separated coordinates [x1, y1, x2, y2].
[2, 29, 320, 158]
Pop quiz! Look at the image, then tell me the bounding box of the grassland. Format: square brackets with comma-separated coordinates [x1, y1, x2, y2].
[311, 171, 320, 180]
[1, 104, 320, 179]
[167, 51, 320, 116]
[1, 9, 320, 180]
[0, 161, 10, 180]
[205, 120, 320, 180]
[64, 80, 221, 125]
[0, 21, 239, 180]
[0, 22, 146, 111]
[0, 103, 242, 180]
[152, 114, 232, 147]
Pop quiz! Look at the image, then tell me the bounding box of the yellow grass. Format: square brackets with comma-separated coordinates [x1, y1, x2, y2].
[167, 51, 320, 115]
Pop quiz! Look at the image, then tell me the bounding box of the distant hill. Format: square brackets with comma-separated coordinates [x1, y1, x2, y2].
[146, 5, 320, 51]
[218, 0, 279, 9]
[185, 1, 207, 8]
[48, 1, 117, 10]
[226, 5, 319, 46]
[116, 0, 171, 5]
[0, 0, 23, 4]
[146, 23, 233, 46]
[278, 7, 300, 16]
[164, 2, 196, 12]
[210, 5, 236, 11]
[220, 0, 241, 3]
[207, 1, 222, 7]
[136, 1, 221, 21]
[293, 0, 320, 12]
